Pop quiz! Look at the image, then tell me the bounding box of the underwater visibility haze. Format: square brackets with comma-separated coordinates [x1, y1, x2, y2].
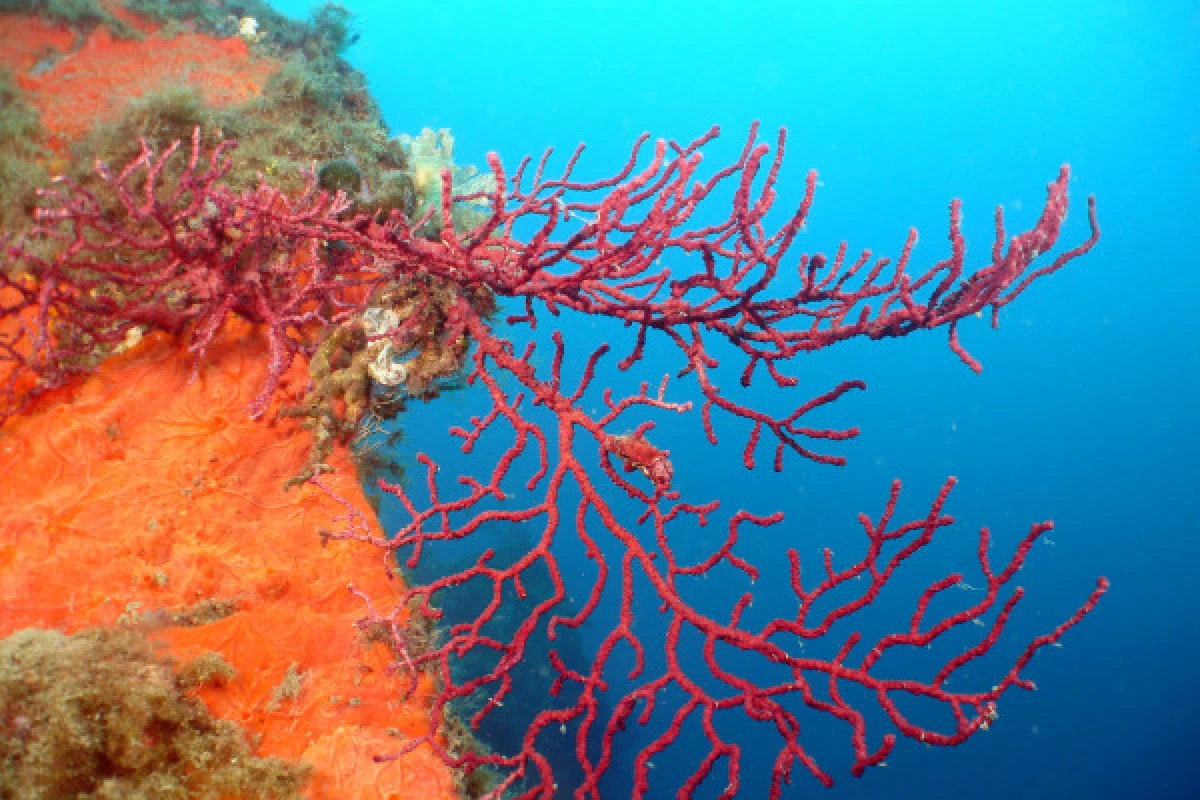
[310, 1, 1199, 797]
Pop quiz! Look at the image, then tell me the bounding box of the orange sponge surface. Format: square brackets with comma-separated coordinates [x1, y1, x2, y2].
[0, 320, 457, 800]
[0, 8, 278, 151]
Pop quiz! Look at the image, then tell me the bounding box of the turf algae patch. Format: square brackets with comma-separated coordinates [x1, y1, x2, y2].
[0, 626, 310, 799]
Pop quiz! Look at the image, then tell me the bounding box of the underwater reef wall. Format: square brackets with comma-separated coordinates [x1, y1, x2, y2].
[0, 317, 459, 798]
[0, 2, 461, 798]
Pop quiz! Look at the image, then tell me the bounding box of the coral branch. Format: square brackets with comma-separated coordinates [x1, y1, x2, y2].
[1, 124, 1105, 797]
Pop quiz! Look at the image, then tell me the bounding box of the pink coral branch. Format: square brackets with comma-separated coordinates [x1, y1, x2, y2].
[2, 124, 1106, 797]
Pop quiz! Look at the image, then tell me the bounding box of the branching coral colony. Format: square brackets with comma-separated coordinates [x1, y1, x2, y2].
[0, 122, 1106, 799]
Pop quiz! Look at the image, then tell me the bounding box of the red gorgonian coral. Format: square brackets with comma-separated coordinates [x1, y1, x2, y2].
[2, 123, 1105, 798]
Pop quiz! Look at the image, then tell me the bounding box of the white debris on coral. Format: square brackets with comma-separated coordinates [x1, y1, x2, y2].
[361, 308, 400, 339]
[238, 16, 261, 42]
[112, 326, 144, 355]
[361, 308, 409, 387]
[368, 342, 409, 387]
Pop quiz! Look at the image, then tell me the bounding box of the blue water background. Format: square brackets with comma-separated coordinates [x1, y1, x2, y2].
[268, 1, 1196, 796]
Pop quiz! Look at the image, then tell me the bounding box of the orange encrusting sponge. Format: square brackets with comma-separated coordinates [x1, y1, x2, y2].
[0, 319, 458, 800]
[0, 9, 279, 151]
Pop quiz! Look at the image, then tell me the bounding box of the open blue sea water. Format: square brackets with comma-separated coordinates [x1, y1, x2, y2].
[266, 2, 1198, 797]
